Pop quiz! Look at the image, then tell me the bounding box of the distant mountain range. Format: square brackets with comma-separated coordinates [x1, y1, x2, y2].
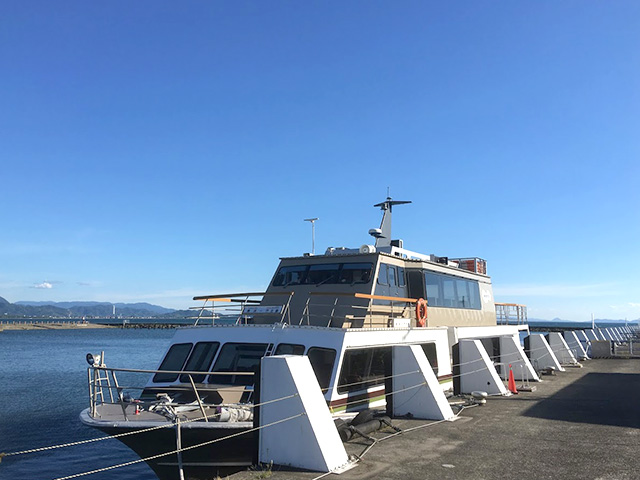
[528, 317, 639, 325]
[2, 296, 637, 324]
[0, 297, 189, 318]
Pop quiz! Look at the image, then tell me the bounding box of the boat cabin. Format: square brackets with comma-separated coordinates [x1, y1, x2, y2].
[259, 248, 495, 328]
[141, 323, 452, 413]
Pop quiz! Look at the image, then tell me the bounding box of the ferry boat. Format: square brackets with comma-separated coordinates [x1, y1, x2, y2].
[80, 198, 527, 480]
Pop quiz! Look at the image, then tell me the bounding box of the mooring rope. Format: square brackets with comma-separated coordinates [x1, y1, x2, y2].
[1, 339, 553, 463]
[51, 412, 305, 480]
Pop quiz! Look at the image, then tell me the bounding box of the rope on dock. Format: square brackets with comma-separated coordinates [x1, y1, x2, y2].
[51, 413, 305, 480]
[1, 345, 554, 460]
[1, 359, 505, 479]
[1, 341, 562, 473]
[0, 391, 300, 459]
[309, 404, 479, 480]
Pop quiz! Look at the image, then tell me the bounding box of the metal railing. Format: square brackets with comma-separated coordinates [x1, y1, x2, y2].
[612, 340, 640, 357]
[88, 359, 254, 422]
[495, 303, 528, 325]
[300, 292, 419, 328]
[189, 291, 424, 329]
[190, 292, 295, 326]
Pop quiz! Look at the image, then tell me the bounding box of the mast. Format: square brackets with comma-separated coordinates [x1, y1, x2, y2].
[304, 218, 319, 255]
[370, 197, 411, 248]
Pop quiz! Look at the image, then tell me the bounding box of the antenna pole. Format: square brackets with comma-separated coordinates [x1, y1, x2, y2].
[304, 218, 319, 255]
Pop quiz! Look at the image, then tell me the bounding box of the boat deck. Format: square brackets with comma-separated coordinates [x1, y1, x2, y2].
[229, 358, 640, 480]
[88, 403, 236, 426]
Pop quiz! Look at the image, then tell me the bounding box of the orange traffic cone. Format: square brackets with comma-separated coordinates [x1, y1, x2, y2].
[508, 364, 518, 394]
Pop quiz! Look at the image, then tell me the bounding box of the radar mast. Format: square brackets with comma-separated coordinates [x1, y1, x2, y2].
[369, 197, 411, 248]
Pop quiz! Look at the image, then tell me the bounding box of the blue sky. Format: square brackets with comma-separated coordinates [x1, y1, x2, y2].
[1, 1, 638, 321]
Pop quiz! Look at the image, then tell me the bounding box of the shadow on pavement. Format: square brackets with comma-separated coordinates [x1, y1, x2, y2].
[523, 372, 640, 428]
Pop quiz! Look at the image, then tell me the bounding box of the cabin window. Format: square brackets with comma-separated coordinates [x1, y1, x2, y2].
[307, 347, 337, 391]
[337, 347, 391, 394]
[442, 277, 456, 307]
[272, 265, 308, 286]
[468, 282, 481, 309]
[388, 265, 397, 287]
[420, 342, 439, 376]
[153, 343, 193, 383]
[179, 342, 220, 383]
[425, 273, 441, 306]
[397, 267, 406, 287]
[377, 264, 388, 285]
[275, 343, 306, 355]
[424, 272, 481, 310]
[406, 269, 425, 299]
[208, 343, 268, 386]
[273, 262, 373, 287]
[455, 279, 470, 308]
[338, 263, 373, 284]
[304, 264, 340, 285]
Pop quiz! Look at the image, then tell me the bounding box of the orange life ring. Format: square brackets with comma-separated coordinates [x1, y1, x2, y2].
[415, 298, 428, 327]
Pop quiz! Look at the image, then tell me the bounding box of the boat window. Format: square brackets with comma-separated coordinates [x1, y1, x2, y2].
[388, 265, 397, 287]
[425, 273, 442, 307]
[420, 342, 438, 376]
[274, 343, 306, 355]
[208, 343, 268, 386]
[338, 263, 373, 284]
[272, 265, 308, 286]
[424, 272, 481, 310]
[153, 343, 193, 383]
[397, 267, 406, 287]
[273, 263, 374, 287]
[442, 277, 456, 307]
[307, 347, 337, 391]
[179, 342, 220, 383]
[468, 282, 481, 309]
[455, 279, 470, 308]
[377, 264, 388, 285]
[406, 269, 425, 299]
[304, 264, 340, 285]
[337, 347, 391, 394]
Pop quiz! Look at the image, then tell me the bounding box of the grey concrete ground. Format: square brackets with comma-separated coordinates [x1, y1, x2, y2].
[231, 359, 640, 480]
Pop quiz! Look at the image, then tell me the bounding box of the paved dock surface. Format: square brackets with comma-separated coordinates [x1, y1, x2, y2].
[230, 359, 640, 480]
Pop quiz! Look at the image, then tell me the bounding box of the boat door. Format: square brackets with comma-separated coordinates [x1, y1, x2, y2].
[375, 263, 406, 298]
[406, 268, 425, 300]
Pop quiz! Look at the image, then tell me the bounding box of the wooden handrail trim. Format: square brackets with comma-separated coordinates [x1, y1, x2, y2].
[193, 291, 294, 301]
[307, 291, 418, 303]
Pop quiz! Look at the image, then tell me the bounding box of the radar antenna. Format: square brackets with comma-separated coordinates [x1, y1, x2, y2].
[369, 197, 411, 248]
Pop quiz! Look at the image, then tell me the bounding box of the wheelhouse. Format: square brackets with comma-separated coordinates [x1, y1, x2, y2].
[261, 250, 495, 328]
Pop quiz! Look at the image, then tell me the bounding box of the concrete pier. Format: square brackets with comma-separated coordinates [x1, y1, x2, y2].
[0, 320, 114, 330]
[229, 359, 640, 480]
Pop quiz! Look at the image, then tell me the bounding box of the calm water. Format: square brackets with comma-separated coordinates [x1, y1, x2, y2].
[0, 328, 176, 480]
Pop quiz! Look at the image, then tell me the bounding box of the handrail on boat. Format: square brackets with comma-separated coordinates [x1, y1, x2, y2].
[192, 291, 294, 301]
[87, 362, 255, 421]
[92, 365, 254, 375]
[308, 291, 418, 303]
[189, 290, 423, 328]
[190, 292, 295, 326]
[495, 302, 528, 326]
[301, 291, 422, 328]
